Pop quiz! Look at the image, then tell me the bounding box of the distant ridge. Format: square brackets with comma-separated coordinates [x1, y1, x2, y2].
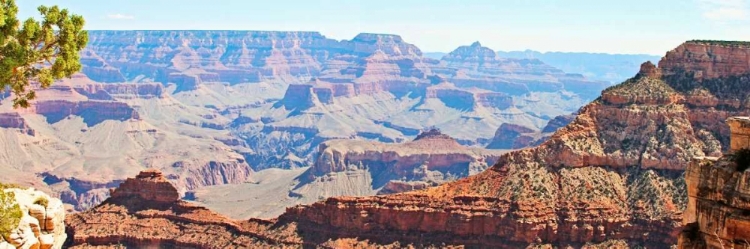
[496, 50, 661, 83]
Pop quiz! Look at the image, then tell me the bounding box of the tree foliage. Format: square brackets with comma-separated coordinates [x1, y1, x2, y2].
[0, 0, 88, 108]
[0, 183, 22, 240]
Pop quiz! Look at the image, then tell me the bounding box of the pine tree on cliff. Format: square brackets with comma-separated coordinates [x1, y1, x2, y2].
[0, 0, 88, 108]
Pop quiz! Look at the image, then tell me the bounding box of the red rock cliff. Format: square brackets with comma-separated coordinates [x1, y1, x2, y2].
[679, 117, 750, 248]
[278, 41, 750, 247]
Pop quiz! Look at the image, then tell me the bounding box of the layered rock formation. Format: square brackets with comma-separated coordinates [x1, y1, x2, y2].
[0, 30, 623, 218]
[679, 117, 750, 248]
[0, 75, 253, 211]
[193, 129, 508, 219]
[312, 129, 503, 177]
[275, 41, 750, 247]
[486, 114, 576, 150]
[243, 39, 601, 169]
[485, 123, 540, 149]
[65, 30, 607, 172]
[68, 170, 497, 248]
[1, 187, 66, 249]
[65, 170, 296, 248]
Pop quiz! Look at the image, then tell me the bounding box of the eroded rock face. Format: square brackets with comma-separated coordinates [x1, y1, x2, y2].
[0, 74, 253, 211]
[3, 188, 66, 249]
[109, 169, 180, 203]
[65, 170, 300, 248]
[70, 170, 563, 248]
[250, 39, 600, 170]
[660, 41, 750, 80]
[277, 41, 750, 247]
[0, 113, 35, 136]
[679, 117, 750, 249]
[309, 129, 506, 195]
[679, 156, 750, 249]
[486, 123, 539, 149]
[541, 114, 576, 133]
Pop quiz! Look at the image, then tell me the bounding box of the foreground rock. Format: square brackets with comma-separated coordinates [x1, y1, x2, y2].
[65, 169, 295, 248]
[679, 117, 750, 248]
[1, 187, 66, 249]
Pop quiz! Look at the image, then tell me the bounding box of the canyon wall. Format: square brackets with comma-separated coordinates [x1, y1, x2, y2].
[277, 41, 750, 247]
[679, 117, 750, 249]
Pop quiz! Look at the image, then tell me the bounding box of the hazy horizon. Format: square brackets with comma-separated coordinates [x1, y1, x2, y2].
[18, 0, 750, 55]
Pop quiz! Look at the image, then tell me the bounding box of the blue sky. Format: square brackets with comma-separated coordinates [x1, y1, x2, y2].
[17, 0, 750, 55]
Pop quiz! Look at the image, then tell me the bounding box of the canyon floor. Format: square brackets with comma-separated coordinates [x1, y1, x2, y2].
[190, 167, 310, 219]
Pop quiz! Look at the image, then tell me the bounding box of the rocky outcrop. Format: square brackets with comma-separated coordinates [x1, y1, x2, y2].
[30, 100, 139, 127]
[54, 159, 252, 211]
[312, 129, 504, 179]
[487, 114, 577, 150]
[485, 123, 539, 149]
[65, 170, 303, 248]
[542, 114, 576, 133]
[16, 81, 142, 127]
[660, 41, 750, 80]
[80, 82, 165, 99]
[0, 113, 35, 136]
[1, 188, 66, 249]
[79, 50, 126, 83]
[109, 169, 180, 203]
[425, 83, 513, 110]
[679, 117, 750, 248]
[168, 73, 202, 92]
[276, 41, 750, 247]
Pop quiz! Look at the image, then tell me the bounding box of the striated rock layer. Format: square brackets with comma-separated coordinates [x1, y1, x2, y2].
[678, 117, 750, 248]
[1, 187, 67, 249]
[0, 75, 253, 211]
[277, 41, 750, 247]
[68, 170, 442, 248]
[65, 170, 297, 248]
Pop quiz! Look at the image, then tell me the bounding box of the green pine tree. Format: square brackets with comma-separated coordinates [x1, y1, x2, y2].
[0, 183, 22, 240]
[0, 0, 88, 108]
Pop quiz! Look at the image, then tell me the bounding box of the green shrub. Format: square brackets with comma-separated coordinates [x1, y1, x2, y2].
[34, 196, 49, 207]
[0, 184, 22, 240]
[735, 148, 750, 172]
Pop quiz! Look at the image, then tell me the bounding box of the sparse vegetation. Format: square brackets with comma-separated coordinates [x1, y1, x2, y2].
[0, 183, 22, 240]
[664, 70, 750, 102]
[33, 195, 49, 207]
[688, 40, 750, 47]
[734, 148, 750, 172]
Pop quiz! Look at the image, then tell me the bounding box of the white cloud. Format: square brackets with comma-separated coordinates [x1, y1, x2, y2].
[698, 0, 749, 21]
[106, 14, 135, 20]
